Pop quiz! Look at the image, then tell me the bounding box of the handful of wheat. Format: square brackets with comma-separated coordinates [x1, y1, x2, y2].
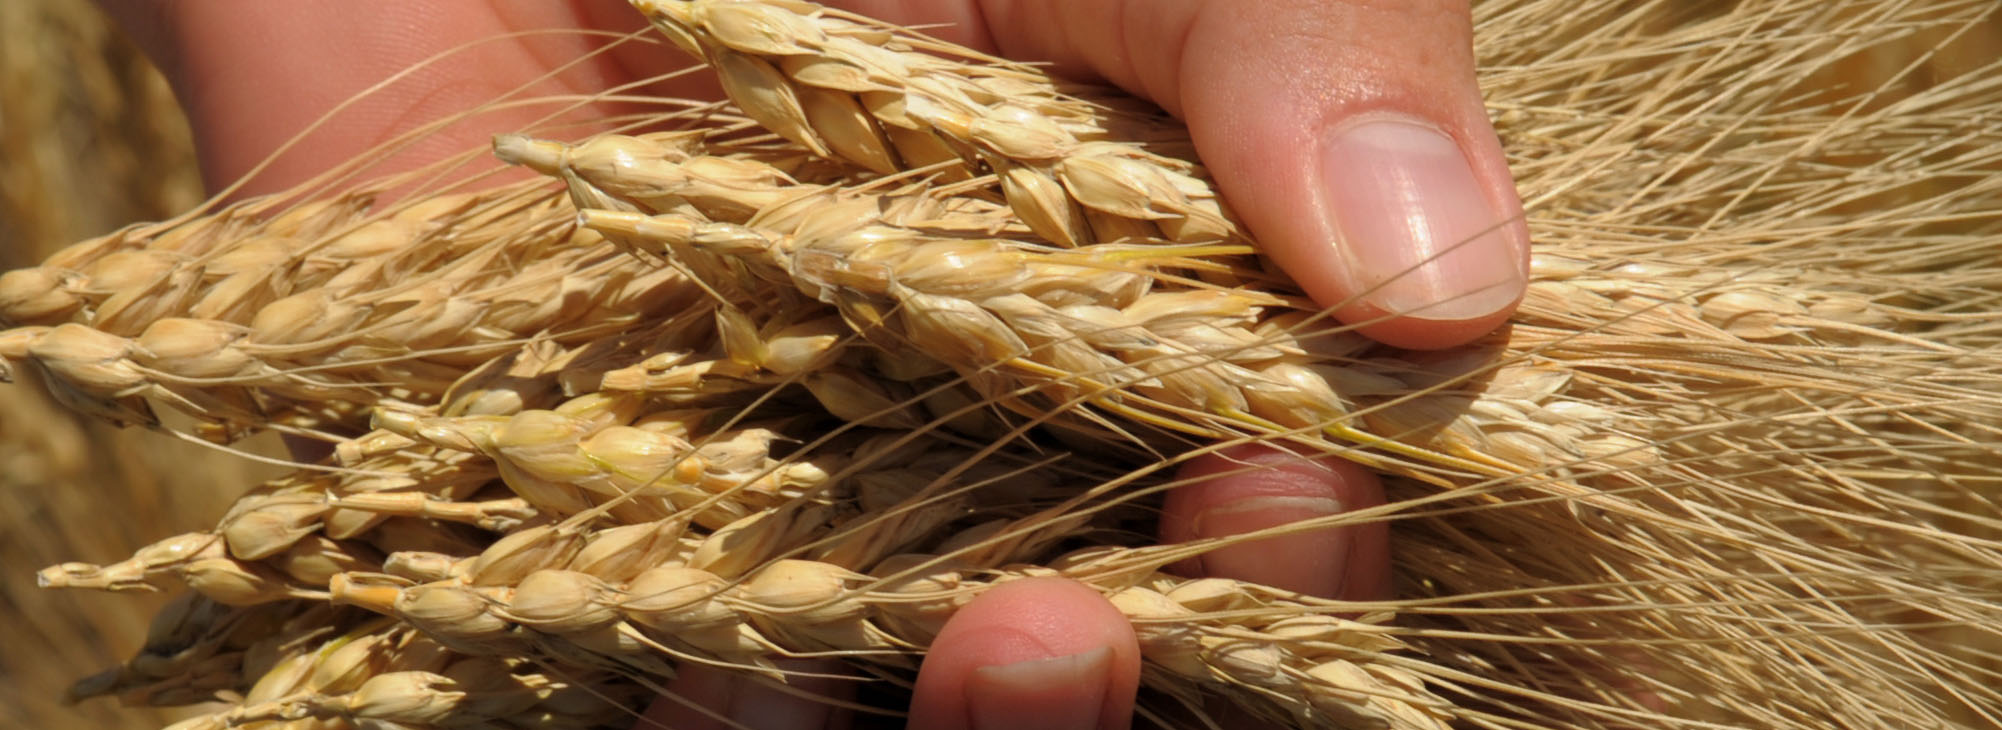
[11, 0, 2002, 728]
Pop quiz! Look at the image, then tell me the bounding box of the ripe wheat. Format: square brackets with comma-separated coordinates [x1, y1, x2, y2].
[13, 0, 2002, 728]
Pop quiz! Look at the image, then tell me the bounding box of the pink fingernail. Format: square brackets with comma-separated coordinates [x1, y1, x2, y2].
[1192, 495, 1348, 598]
[967, 647, 1113, 730]
[1321, 116, 1526, 321]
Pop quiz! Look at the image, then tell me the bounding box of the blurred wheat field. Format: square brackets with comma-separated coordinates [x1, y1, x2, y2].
[3, 1, 1999, 729]
[0, 2, 280, 728]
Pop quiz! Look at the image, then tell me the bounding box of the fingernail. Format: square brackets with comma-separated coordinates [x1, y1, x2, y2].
[1193, 495, 1348, 598]
[1321, 116, 1525, 321]
[967, 646, 1113, 730]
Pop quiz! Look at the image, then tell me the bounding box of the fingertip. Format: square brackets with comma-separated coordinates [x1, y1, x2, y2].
[1305, 113, 1529, 346]
[909, 577, 1140, 730]
[1161, 445, 1391, 601]
[970, 0, 1528, 349]
[1173, 1, 1528, 350]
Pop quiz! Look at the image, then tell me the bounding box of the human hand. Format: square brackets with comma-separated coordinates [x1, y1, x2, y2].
[101, 0, 1508, 726]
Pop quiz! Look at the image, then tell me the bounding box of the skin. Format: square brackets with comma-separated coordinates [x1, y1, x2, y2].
[101, 1, 1514, 726]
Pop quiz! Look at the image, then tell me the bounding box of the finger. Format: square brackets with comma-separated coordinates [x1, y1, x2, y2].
[967, 0, 1529, 349]
[907, 577, 1141, 730]
[821, 1, 997, 51]
[1159, 445, 1391, 601]
[640, 658, 856, 730]
[95, 0, 678, 196]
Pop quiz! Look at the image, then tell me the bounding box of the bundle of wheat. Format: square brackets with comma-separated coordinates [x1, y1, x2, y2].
[11, 0, 2002, 729]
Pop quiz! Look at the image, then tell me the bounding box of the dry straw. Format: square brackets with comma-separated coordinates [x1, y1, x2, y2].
[10, 0, 2002, 729]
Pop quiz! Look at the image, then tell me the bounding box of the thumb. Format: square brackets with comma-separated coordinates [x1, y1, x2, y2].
[978, 0, 1530, 350]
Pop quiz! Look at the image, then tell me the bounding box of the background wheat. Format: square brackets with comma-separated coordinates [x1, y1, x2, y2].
[0, 2, 284, 728]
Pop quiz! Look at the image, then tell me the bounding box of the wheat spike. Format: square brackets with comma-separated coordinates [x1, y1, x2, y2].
[631, 0, 1240, 248]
